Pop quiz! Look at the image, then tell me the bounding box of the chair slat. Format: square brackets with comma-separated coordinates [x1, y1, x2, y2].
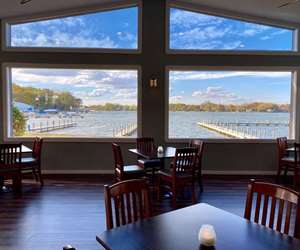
[254, 193, 261, 223]
[137, 191, 143, 219]
[120, 195, 126, 225]
[113, 197, 120, 227]
[132, 192, 138, 221]
[269, 197, 277, 229]
[284, 202, 293, 235]
[261, 195, 269, 226]
[276, 199, 285, 232]
[126, 193, 132, 224]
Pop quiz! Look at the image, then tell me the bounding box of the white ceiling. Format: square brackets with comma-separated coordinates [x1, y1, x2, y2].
[0, 0, 300, 24]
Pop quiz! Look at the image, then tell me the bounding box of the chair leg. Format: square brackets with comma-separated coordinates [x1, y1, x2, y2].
[171, 184, 177, 209]
[157, 175, 161, 201]
[192, 182, 196, 204]
[276, 168, 281, 184]
[32, 169, 39, 182]
[38, 167, 44, 187]
[12, 174, 22, 193]
[198, 173, 203, 192]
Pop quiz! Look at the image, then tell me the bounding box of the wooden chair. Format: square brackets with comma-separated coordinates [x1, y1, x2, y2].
[157, 147, 198, 208]
[0, 144, 22, 192]
[136, 137, 161, 182]
[104, 179, 152, 230]
[189, 139, 204, 192]
[112, 143, 145, 182]
[18, 137, 44, 186]
[276, 137, 292, 182]
[244, 179, 300, 238]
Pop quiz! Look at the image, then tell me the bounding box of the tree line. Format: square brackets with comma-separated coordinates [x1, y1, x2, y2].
[169, 102, 289, 112]
[13, 84, 82, 111]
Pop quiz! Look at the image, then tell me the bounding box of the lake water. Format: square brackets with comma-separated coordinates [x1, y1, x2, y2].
[24, 111, 290, 138]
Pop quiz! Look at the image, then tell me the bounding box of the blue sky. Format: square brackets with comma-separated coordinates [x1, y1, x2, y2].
[10, 7, 293, 105]
[170, 8, 293, 50]
[11, 7, 138, 48]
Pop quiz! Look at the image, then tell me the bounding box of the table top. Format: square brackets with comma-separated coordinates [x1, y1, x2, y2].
[21, 145, 32, 153]
[96, 203, 300, 250]
[287, 147, 299, 152]
[129, 147, 176, 160]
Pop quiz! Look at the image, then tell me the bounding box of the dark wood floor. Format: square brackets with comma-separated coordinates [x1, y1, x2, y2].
[0, 175, 275, 250]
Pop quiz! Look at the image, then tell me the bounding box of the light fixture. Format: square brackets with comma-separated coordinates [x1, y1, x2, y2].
[149, 78, 158, 88]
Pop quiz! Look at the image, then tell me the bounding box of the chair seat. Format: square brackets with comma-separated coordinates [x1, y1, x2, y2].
[16, 157, 38, 165]
[138, 159, 161, 168]
[124, 165, 145, 174]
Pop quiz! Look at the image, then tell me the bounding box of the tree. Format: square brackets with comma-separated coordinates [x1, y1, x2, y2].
[13, 107, 26, 136]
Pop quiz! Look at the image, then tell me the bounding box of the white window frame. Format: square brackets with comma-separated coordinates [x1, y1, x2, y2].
[3, 63, 142, 142]
[2, 0, 142, 54]
[165, 66, 300, 143]
[166, 0, 300, 55]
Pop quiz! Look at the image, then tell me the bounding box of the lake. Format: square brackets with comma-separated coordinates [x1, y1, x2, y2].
[24, 111, 290, 139]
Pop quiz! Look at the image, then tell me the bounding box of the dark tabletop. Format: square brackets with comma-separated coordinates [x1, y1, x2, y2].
[96, 203, 300, 250]
[129, 147, 176, 160]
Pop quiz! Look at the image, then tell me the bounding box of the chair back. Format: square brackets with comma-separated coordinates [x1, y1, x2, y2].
[244, 179, 300, 238]
[277, 137, 288, 160]
[32, 137, 43, 161]
[136, 137, 155, 153]
[112, 143, 124, 182]
[172, 147, 198, 176]
[189, 139, 204, 170]
[104, 179, 151, 230]
[0, 144, 22, 167]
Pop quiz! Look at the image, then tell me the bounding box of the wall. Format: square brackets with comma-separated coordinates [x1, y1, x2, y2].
[1, 0, 300, 175]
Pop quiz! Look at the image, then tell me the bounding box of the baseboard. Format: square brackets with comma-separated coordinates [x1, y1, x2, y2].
[42, 169, 277, 175]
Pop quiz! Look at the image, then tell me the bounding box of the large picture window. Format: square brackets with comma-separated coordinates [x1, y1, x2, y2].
[7, 6, 138, 50]
[169, 70, 293, 139]
[8, 67, 138, 138]
[169, 7, 294, 51]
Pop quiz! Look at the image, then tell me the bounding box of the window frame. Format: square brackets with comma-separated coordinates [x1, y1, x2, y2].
[2, 0, 142, 54]
[2, 63, 142, 142]
[165, 66, 300, 143]
[166, 0, 300, 55]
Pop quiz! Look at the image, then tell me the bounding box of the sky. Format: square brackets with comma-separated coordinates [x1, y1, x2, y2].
[10, 7, 293, 106]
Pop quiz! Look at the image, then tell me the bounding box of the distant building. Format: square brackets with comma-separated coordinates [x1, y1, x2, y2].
[14, 102, 34, 112]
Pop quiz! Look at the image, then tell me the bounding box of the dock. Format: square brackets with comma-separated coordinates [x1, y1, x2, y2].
[27, 119, 77, 133]
[113, 123, 137, 137]
[198, 121, 258, 139]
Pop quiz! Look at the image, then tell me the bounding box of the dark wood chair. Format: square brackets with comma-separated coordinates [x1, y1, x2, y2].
[276, 137, 292, 182]
[18, 137, 44, 186]
[244, 179, 300, 238]
[0, 144, 22, 192]
[136, 137, 161, 182]
[112, 143, 145, 182]
[104, 179, 152, 230]
[189, 139, 204, 192]
[157, 147, 198, 208]
[276, 137, 299, 186]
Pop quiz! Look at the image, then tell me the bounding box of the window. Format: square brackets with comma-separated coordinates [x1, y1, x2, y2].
[169, 70, 293, 139]
[8, 7, 138, 50]
[169, 8, 294, 51]
[9, 67, 138, 138]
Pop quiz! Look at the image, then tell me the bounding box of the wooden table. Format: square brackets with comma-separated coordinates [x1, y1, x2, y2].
[96, 203, 300, 250]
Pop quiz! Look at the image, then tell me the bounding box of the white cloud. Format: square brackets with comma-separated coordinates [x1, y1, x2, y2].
[170, 95, 183, 102]
[192, 86, 246, 104]
[170, 71, 291, 81]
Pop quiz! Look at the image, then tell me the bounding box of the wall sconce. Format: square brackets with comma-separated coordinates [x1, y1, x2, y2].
[150, 78, 158, 88]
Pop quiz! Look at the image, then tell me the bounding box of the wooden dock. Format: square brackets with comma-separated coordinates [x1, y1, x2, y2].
[113, 123, 137, 137]
[27, 119, 77, 133]
[198, 121, 258, 139]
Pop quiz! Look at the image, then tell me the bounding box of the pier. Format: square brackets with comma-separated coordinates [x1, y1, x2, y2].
[198, 120, 288, 139]
[27, 119, 77, 133]
[113, 123, 137, 137]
